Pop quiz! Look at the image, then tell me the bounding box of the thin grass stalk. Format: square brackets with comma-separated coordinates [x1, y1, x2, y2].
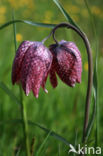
[21, 99, 30, 156]
[36, 131, 52, 156]
[12, 11, 30, 156]
[84, 0, 99, 146]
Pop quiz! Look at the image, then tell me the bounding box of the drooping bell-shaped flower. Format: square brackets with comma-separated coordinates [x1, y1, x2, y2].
[12, 41, 52, 98]
[49, 40, 82, 88]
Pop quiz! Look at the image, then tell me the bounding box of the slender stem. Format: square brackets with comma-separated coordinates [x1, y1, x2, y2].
[21, 95, 30, 156]
[42, 30, 53, 44]
[12, 11, 30, 156]
[12, 11, 17, 53]
[51, 23, 93, 143]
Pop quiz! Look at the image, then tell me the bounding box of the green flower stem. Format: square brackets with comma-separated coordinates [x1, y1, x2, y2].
[20, 91, 30, 156]
[51, 23, 93, 144]
[12, 12, 30, 156]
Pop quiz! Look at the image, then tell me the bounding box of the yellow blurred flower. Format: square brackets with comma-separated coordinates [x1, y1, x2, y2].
[16, 33, 23, 42]
[45, 11, 53, 18]
[64, 4, 80, 14]
[0, 6, 6, 14]
[70, 5, 80, 14]
[43, 11, 53, 23]
[8, 0, 17, 8]
[8, 0, 34, 9]
[0, 15, 6, 24]
[84, 62, 88, 71]
[0, 6, 6, 24]
[91, 6, 101, 15]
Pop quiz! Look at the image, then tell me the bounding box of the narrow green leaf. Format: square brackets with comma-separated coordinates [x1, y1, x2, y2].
[36, 131, 52, 156]
[85, 62, 98, 143]
[84, 0, 99, 145]
[12, 11, 17, 51]
[85, 89, 96, 142]
[83, 0, 98, 144]
[0, 119, 70, 146]
[83, 0, 96, 37]
[83, 0, 98, 52]
[28, 120, 70, 147]
[0, 82, 20, 105]
[0, 20, 56, 30]
[15, 148, 21, 156]
[53, 0, 80, 30]
[94, 59, 99, 146]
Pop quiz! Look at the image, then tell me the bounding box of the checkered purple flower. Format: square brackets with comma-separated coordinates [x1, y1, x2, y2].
[49, 40, 82, 88]
[12, 39, 82, 98]
[12, 41, 52, 98]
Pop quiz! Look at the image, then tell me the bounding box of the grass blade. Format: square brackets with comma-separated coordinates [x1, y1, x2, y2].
[0, 20, 56, 30]
[28, 120, 70, 146]
[53, 0, 80, 30]
[94, 58, 99, 146]
[85, 89, 96, 142]
[85, 61, 98, 144]
[83, 0, 96, 37]
[0, 81, 20, 105]
[12, 11, 17, 51]
[83, 0, 99, 145]
[36, 131, 52, 156]
[0, 119, 70, 147]
[15, 148, 21, 156]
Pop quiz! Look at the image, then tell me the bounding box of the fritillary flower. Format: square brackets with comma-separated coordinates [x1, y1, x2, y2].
[49, 40, 82, 88]
[12, 41, 52, 98]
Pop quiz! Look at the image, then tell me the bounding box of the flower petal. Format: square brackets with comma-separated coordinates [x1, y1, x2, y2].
[49, 59, 58, 88]
[34, 43, 53, 91]
[20, 43, 52, 97]
[26, 58, 46, 98]
[12, 41, 34, 84]
[62, 41, 82, 83]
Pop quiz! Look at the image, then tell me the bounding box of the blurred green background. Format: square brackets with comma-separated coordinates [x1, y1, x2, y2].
[0, 0, 103, 155]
